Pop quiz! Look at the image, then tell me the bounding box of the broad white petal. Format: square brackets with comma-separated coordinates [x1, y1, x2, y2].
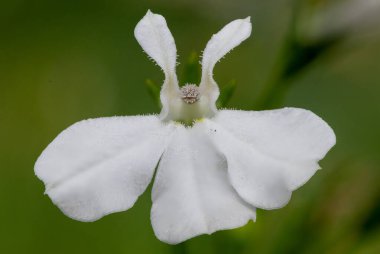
[35, 115, 174, 221]
[135, 10, 180, 120]
[199, 17, 252, 111]
[206, 108, 335, 209]
[151, 125, 256, 244]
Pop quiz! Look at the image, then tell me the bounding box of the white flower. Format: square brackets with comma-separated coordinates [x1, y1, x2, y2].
[35, 10, 336, 244]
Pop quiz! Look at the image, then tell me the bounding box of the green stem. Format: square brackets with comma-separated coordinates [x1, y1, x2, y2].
[170, 242, 188, 254]
[253, 75, 292, 110]
[252, 0, 301, 110]
[253, 0, 341, 110]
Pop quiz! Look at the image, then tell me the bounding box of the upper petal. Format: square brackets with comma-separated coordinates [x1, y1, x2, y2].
[135, 10, 180, 120]
[35, 115, 174, 221]
[134, 10, 177, 74]
[199, 17, 252, 109]
[206, 108, 335, 209]
[151, 124, 255, 244]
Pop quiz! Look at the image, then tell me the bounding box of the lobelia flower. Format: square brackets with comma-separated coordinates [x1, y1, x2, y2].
[35, 10, 336, 244]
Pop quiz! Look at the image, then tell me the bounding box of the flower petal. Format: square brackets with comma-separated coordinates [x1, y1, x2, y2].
[206, 108, 336, 209]
[134, 10, 180, 120]
[199, 17, 252, 111]
[35, 115, 174, 221]
[134, 10, 177, 75]
[151, 124, 256, 244]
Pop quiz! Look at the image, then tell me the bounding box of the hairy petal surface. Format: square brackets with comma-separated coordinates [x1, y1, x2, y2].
[206, 108, 336, 209]
[200, 17, 252, 112]
[134, 10, 180, 120]
[134, 10, 177, 75]
[151, 124, 256, 244]
[35, 116, 174, 221]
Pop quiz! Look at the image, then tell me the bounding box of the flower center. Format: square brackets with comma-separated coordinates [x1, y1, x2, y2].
[181, 84, 200, 104]
[162, 83, 215, 124]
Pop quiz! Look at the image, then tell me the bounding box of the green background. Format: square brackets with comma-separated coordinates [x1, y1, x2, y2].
[1, 0, 380, 253]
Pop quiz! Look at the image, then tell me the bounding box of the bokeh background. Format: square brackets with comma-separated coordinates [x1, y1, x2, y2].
[1, 0, 380, 253]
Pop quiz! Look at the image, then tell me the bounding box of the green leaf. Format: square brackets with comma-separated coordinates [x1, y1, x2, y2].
[145, 79, 161, 109]
[216, 79, 237, 108]
[181, 51, 201, 85]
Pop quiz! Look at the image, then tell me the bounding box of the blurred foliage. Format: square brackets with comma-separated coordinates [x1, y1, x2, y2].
[216, 79, 237, 109]
[181, 51, 201, 85]
[1, 0, 380, 254]
[145, 79, 161, 108]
